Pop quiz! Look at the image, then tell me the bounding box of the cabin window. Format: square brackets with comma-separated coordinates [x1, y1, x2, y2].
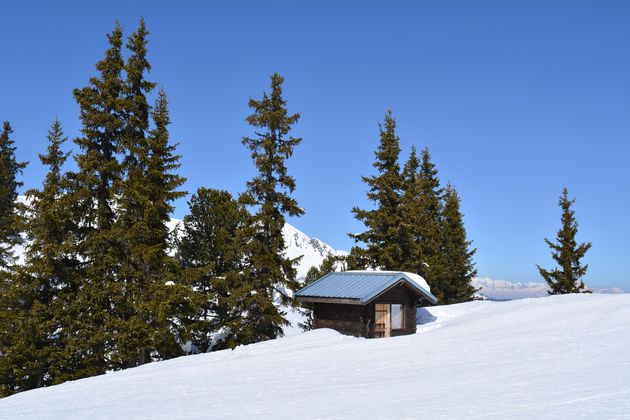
[391, 304, 404, 329]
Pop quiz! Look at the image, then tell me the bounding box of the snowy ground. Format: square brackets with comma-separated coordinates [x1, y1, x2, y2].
[2, 294, 629, 419]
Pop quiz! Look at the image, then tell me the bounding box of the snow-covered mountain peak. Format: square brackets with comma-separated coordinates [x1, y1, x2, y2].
[282, 223, 348, 278]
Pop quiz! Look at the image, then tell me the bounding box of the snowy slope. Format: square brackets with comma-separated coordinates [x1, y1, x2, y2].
[2, 294, 629, 419]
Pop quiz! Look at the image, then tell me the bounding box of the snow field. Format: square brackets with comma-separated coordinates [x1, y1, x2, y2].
[1, 294, 629, 419]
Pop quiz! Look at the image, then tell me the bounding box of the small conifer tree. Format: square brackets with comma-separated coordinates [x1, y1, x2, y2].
[177, 188, 247, 352]
[537, 187, 592, 294]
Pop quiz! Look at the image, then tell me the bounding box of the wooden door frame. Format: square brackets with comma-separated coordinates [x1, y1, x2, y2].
[374, 303, 391, 338]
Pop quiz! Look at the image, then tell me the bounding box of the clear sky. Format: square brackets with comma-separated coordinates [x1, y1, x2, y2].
[1, 1, 628, 289]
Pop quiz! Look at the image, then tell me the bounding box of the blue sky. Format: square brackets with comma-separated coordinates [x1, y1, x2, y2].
[1, 1, 628, 289]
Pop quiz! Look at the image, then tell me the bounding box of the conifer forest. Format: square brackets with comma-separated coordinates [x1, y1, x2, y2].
[0, 18, 593, 397]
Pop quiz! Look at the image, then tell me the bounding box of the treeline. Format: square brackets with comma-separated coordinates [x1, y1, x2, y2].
[0, 18, 484, 397]
[0, 20, 302, 396]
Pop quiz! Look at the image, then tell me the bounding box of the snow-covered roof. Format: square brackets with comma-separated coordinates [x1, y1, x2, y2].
[295, 271, 437, 305]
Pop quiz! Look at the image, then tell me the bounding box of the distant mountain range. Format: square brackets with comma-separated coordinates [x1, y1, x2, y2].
[281, 224, 624, 298]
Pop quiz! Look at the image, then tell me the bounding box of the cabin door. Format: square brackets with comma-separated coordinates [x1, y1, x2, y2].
[374, 303, 391, 338]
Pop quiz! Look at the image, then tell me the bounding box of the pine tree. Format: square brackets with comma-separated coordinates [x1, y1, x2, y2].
[177, 188, 246, 352]
[236, 73, 303, 344]
[0, 121, 28, 268]
[350, 111, 406, 270]
[0, 120, 77, 395]
[439, 184, 477, 304]
[537, 187, 592, 294]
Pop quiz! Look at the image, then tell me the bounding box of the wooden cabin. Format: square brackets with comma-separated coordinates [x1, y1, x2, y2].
[295, 271, 437, 338]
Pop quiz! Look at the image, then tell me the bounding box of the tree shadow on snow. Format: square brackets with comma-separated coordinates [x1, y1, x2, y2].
[416, 307, 437, 325]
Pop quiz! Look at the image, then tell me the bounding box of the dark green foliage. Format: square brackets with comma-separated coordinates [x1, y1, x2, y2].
[537, 188, 592, 294]
[438, 185, 478, 304]
[351, 112, 478, 304]
[112, 19, 185, 368]
[0, 121, 28, 268]
[65, 19, 187, 377]
[1, 18, 192, 395]
[237, 73, 304, 344]
[0, 121, 28, 396]
[350, 111, 407, 270]
[399, 146, 423, 273]
[344, 246, 370, 270]
[68, 21, 126, 378]
[305, 254, 342, 284]
[177, 188, 247, 352]
[0, 120, 76, 396]
[412, 148, 446, 301]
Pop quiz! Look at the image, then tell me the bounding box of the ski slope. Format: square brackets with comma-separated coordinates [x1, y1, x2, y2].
[2, 294, 629, 419]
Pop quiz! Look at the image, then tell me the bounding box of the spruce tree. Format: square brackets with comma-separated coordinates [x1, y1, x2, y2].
[0, 120, 77, 395]
[177, 188, 247, 352]
[414, 147, 445, 301]
[236, 73, 303, 344]
[0, 121, 27, 268]
[113, 19, 165, 369]
[400, 146, 423, 273]
[344, 246, 370, 270]
[0, 121, 28, 396]
[139, 90, 189, 360]
[68, 21, 126, 377]
[537, 187, 592, 294]
[350, 111, 406, 270]
[439, 184, 477, 304]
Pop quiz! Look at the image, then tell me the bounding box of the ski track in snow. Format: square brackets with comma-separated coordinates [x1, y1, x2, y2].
[2, 294, 629, 419]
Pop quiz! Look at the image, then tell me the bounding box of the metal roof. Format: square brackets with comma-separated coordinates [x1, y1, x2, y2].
[295, 271, 437, 304]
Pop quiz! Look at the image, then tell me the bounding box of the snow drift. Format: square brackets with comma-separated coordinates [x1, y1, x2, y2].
[2, 294, 629, 419]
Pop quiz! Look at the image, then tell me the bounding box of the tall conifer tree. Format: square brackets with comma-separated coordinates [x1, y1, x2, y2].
[113, 18, 161, 368]
[69, 22, 126, 377]
[139, 90, 189, 360]
[0, 120, 77, 395]
[400, 146, 423, 273]
[0, 121, 28, 396]
[0, 121, 27, 268]
[414, 147, 445, 301]
[439, 184, 477, 303]
[237, 73, 303, 344]
[537, 188, 592, 294]
[351, 111, 406, 270]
